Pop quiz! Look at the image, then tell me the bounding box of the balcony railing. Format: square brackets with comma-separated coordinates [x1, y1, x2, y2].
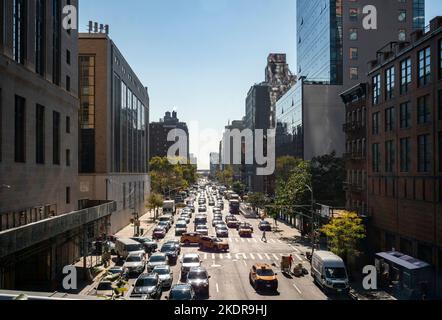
[343, 152, 366, 160]
[343, 122, 366, 133]
[343, 182, 366, 193]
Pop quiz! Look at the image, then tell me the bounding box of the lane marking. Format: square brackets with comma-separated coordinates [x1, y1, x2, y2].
[265, 253, 271, 260]
[295, 254, 303, 262]
[204, 253, 208, 260]
[242, 260, 247, 267]
[241, 238, 245, 243]
[219, 254, 223, 260]
[257, 254, 263, 260]
[226, 253, 232, 259]
[247, 238, 251, 243]
[212, 254, 216, 260]
[216, 283, 220, 293]
[272, 254, 279, 260]
[249, 253, 255, 260]
[293, 284, 302, 295]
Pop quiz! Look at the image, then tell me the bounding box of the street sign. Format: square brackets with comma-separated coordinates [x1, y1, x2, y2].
[321, 205, 331, 218]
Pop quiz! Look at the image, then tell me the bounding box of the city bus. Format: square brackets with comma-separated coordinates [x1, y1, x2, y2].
[229, 199, 240, 215]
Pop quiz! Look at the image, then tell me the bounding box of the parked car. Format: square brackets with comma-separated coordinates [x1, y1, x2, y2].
[147, 253, 168, 272]
[95, 280, 115, 298]
[258, 221, 272, 232]
[186, 267, 210, 297]
[167, 284, 195, 301]
[199, 236, 229, 252]
[123, 252, 146, 276]
[249, 263, 278, 292]
[311, 251, 350, 294]
[115, 238, 145, 260]
[153, 226, 167, 240]
[130, 273, 163, 300]
[180, 253, 202, 278]
[152, 265, 173, 288]
[160, 243, 180, 265]
[181, 232, 202, 246]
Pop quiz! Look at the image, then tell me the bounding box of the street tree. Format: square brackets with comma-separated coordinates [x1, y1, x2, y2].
[232, 181, 246, 196]
[216, 165, 234, 188]
[146, 193, 164, 221]
[320, 211, 366, 264]
[247, 192, 268, 213]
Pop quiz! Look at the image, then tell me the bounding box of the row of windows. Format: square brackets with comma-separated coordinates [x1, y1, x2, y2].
[371, 134, 433, 173]
[4, 92, 71, 167]
[346, 169, 367, 187]
[372, 40, 442, 105]
[371, 94, 440, 137]
[9, 0, 72, 91]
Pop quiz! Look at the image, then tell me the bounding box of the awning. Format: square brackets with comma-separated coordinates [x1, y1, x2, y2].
[376, 251, 431, 271]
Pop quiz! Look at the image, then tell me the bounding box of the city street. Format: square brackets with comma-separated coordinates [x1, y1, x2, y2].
[128, 194, 328, 301]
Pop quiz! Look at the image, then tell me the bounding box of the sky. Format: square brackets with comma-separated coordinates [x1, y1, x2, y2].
[79, 0, 442, 170]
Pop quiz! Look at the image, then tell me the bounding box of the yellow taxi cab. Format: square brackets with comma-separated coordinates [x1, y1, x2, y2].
[180, 232, 202, 246]
[249, 263, 278, 292]
[199, 236, 229, 252]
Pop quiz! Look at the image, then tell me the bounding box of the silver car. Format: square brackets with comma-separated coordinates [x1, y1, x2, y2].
[147, 253, 168, 272]
[152, 265, 173, 288]
[123, 252, 146, 275]
[181, 253, 202, 278]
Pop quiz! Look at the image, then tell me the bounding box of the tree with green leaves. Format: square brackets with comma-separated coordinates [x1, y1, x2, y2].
[232, 181, 246, 196]
[311, 151, 346, 207]
[146, 193, 164, 221]
[320, 211, 366, 263]
[247, 192, 268, 212]
[216, 165, 234, 188]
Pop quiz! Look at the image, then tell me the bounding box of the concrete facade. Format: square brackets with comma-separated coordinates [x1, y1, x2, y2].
[78, 33, 150, 234]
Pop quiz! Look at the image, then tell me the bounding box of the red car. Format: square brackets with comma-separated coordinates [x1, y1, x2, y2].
[153, 226, 166, 240]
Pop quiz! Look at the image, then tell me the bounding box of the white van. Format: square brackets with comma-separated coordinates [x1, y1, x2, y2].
[311, 251, 350, 294]
[115, 238, 145, 259]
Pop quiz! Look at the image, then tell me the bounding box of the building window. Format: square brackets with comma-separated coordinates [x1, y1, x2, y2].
[36, 104, 45, 164]
[52, 0, 61, 85]
[385, 66, 395, 100]
[12, 0, 26, 64]
[385, 140, 395, 173]
[400, 137, 411, 172]
[66, 149, 71, 167]
[372, 74, 381, 105]
[349, 67, 358, 80]
[35, 0, 46, 75]
[372, 144, 381, 173]
[372, 112, 380, 135]
[385, 107, 395, 132]
[418, 47, 431, 87]
[418, 134, 431, 173]
[66, 49, 71, 65]
[439, 39, 442, 80]
[398, 10, 407, 22]
[66, 187, 71, 204]
[399, 29, 407, 42]
[400, 102, 411, 129]
[15, 95, 26, 163]
[53, 111, 60, 165]
[66, 75, 71, 92]
[66, 116, 71, 133]
[349, 47, 358, 60]
[349, 28, 358, 41]
[400, 58, 412, 94]
[417, 95, 430, 124]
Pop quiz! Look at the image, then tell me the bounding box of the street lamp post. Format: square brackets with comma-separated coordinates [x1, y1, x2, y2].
[304, 184, 316, 257]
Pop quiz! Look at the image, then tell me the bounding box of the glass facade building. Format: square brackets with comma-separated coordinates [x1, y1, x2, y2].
[275, 80, 304, 159]
[297, 0, 343, 84]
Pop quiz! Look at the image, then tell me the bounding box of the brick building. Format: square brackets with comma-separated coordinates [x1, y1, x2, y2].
[367, 17, 442, 295]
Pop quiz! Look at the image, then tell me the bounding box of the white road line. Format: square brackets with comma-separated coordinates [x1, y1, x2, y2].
[277, 239, 283, 244]
[228, 238, 232, 243]
[295, 254, 303, 262]
[293, 284, 302, 295]
[220, 254, 223, 260]
[272, 254, 279, 260]
[265, 253, 271, 260]
[241, 238, 245, 243]
[226, 253, 232, 259]
[216, 283, 220, 293]
[204, 253, 208, 260]
[247, 238, 251, 243]
[242, 260, 247, 267]
[235, 238, 240, 243]
[212, 254, 216, 260]
[289, 245, 300, 254]
[257, 254, 263, 260]
[252, 238, 257, 243]
[250, 253, 255, 260]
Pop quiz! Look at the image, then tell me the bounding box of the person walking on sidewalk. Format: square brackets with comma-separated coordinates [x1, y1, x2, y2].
[288, 254, 294, 271]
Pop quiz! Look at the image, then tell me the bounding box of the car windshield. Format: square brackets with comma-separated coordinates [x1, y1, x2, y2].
[187, 271, 208, 280]
[161, 245, 174, 252]
[325, 267, 347, 279]
[256, 269, 275, 277]
[177, 224, 187, 228]
[217, 226, 227, 230]
[135, 278, 157, 287]
[126, 255, 142, 262]
[153, 268, 170, 275]
[127, 244, 143, 252]
[150, 255, 166, 263]
[97, 282, 113, 290]
[170, 289, 192, 300]
[183, 257, 200, 264]
[108, 268, 122, 274]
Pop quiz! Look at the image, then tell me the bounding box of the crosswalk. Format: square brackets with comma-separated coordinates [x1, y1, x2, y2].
[227, 237, 285, 244]
[183, 252, 303, 262]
